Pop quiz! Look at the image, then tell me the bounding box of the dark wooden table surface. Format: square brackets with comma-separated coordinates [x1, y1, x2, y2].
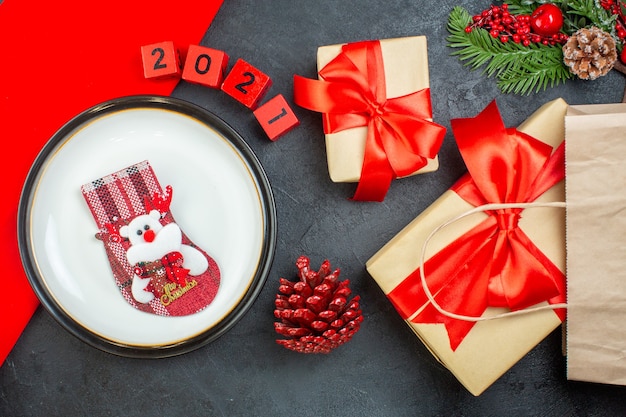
[3, 1, 626, 416]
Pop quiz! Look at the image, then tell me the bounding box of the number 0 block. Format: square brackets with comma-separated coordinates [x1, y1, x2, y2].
[253, 94, 299, 141]
[221, 59, 272, 109]
[141, 41, 181, 79]
[182, 45, 229, 88]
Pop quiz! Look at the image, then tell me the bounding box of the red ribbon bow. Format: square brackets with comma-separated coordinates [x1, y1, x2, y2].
[388, 101, 566, 351]
[293, 40, 446, 201]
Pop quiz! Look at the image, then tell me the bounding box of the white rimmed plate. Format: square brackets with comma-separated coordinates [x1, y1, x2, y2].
[18, 95, 276, 358]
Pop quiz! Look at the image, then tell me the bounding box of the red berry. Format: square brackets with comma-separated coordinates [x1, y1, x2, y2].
[530, 4, 564, 37]
[621, 48, 626, 64]
[469, 3, 571, 47]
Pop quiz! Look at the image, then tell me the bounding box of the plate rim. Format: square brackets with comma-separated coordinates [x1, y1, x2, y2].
[17, 95, 277, 358]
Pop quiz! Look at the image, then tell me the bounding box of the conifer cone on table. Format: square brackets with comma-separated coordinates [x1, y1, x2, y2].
[274, 256, 363, 354]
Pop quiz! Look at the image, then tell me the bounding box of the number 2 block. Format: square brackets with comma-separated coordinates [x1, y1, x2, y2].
[253, 94, 299, 141]
[141, 41, 181, 79]
[182, 45, 229, 88]
[221, 59, 272, 109]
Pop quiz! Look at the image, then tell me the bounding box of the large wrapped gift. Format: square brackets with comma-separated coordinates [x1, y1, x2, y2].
[293, 36, 446, 201]
[366, 99, 568, 395]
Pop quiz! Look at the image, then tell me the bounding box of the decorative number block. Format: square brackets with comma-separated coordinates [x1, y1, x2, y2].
[253, 94, 299, 141]
[221, 59, 272, 109]
[182, 45, 229, 88]
[141, 41, 181, 79]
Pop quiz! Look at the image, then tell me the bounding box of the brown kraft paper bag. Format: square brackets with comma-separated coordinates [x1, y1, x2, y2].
[565, 103, 626, 386]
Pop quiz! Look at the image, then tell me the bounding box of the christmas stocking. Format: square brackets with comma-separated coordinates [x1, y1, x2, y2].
[81, 160, 220, 316]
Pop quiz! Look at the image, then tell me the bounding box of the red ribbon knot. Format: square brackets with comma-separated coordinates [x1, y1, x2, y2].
[369, 100, 386, 117]
[293, 39, 446, 201]
[495, 209, 521, 231]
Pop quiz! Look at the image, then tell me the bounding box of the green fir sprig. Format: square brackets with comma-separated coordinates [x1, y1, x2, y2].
[446, 6, 572, 95]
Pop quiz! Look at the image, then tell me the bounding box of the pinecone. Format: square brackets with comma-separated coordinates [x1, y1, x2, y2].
[274, 256, 363, 353]
[563, 26, 617, 80]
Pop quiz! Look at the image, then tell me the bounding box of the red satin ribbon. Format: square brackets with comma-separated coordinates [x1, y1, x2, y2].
[388, 101, 566, 351]
[293, 40, 446, 201]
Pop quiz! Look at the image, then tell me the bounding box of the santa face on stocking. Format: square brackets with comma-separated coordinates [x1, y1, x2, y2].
[81, 160, 221, 317]
[119, 209, 209, 305]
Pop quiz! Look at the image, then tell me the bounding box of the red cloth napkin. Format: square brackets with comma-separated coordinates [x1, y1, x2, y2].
[0, 0, 224, 365]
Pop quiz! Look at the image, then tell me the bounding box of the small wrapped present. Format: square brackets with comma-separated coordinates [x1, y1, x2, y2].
[294, 36, 446, 201]
[366, 98, 568, 395]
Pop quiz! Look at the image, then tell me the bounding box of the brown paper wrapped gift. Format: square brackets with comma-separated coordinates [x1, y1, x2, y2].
[293, 36, 446, 201]
[366, 98, 568, 396]
[565, 103, 626, 386]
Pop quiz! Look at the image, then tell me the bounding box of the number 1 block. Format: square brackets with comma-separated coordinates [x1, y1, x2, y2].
[141, 41, 181, 79]
[182, 45, 229, 88]
[221, 59, 272, 109]
[253, 94, 299, 141]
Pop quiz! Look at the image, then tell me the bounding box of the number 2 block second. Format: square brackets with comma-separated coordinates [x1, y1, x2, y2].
[221, 59, 272, 109]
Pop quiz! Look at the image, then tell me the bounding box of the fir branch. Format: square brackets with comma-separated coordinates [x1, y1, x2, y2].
[505, 0, 555, 15]
[447, 5, 572, 95]
[564, 0, 617, 34]
[497, 54, 572, 93]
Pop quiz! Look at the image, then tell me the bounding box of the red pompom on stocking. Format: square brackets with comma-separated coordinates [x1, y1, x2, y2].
[81, 160, 220, 316]
[274, 256, 363, 353]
